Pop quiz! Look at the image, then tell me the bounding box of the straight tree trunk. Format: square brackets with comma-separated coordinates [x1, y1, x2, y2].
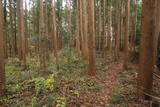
[0, 0, 5, 95]
[52, 0, 59, 69]
[114, 0, 121, 61]
[3, 0, 7, 58]
[17, 0, 26, 66]
[76, 0, 81, 57]
[25, 0, 28, 56]
[87, 0, 96, 76]
[39, 0, 47, 69]
[138, 0, 160, 100]
[107, 0, 112, 50]
[45, 0, 49, 36]
[67, 0, 72, 36]
[13, 1, 18, 56]
[120, 1, 125, 51]
[43, 0, 49, 63]
[78, 0, 85, 60]
[102, 0, 106, 57]
[131, 0, 138, 57]
[98, 2, 102, 51]
[9, 0, 15, 57]
[123, 0, 130, 70]
[82, 0, 89, 60]
[153, 0, 160, 65]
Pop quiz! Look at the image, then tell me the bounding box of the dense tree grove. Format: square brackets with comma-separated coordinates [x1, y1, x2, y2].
[0, 0, 160, 106]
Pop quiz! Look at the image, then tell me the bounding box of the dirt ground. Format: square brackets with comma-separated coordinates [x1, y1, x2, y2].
[67, 54, 153, 107]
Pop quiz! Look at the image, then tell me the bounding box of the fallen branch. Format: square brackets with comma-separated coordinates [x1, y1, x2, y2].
[138, 86, 160, 102]
[153, 72, 160, 80]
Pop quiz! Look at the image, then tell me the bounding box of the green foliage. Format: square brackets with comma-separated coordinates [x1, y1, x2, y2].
[6, 65, 21, 72]
[4, 72, 58, 106]
[58, 49, 87, 79]
[6, 65, 27, 84]
[39, 95, 56, 106]
[111, 88, 123, 104]
[26, 56, 41, 72]
[70, 90, 80, 97]
[56, 97, 66, 107]
[7, 71, 33, 84]
[30, 97, 40, 107]
[7, 58, 21, 66]
[3, 49, 98, 106]
[7, 84, 22, 93]
[27, 72, 57, 95]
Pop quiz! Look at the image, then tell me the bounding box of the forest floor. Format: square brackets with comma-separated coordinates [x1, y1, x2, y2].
[67, 53, 151, 107]
[66, 53, 150, 107]
[0, 49, 159, 107]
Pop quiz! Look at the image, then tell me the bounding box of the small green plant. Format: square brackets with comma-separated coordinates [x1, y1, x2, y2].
[111, 88, 123, 104]
[56, 97, 66, 107]
[70, 90, 80, 97]
[6, 65, 21, 72]
[27, 72, 57, 95]
[6, 71, 32, 84]
[7, 58, 21, 66]
[26, 56, 41, 72]
[8, 84, 22, 93]
[39, 95, 56, 106]
[30, 97, 39, 107]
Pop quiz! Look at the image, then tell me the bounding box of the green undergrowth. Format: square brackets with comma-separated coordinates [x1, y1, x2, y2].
[1, 49, 100, 107]
[111, 88, 124, 104]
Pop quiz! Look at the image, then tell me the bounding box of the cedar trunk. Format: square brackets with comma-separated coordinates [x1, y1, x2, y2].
[138, 0, 160, 99]
[87, 0, 96, 75]
[52, 0, 59, 69]
[0, 0, 5, 95]
[17, 0, 26, 66]
[123, 0, 130, 70]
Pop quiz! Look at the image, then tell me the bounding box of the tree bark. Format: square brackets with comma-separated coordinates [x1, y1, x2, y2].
[138, 0, 160, 100]
[114, 0, 121, 61]
[76, 0, 81, 57]
[131, 0, 138, 57]
[52, 0, 59, 69]
[78, 0, 85, 60]
[123, 0, 130, 70]
[107, 0, 112, 50]
[87, 0, 96, 76]
[9, 0, 15, 57]
[17, 0, 26, 66]
[82, 0, 89, 61]
[0, 0, 5, 95]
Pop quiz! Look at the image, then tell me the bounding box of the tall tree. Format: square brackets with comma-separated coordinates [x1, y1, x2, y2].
[114, 0, 121, 61]
[17, 0, 26, 66]
[138, 0, 160, 99]
[78, 0, 85, 59]
[131, 0, 138, 56]
[9, 0, 15, 57]
[52, 0, 59, 69]
[24, 0, 28, 56]
[123, 0, 130, 70]
[3, 0, 7, 58]
[76, 0, 81, 57]
[39, 0, 47, 69]
[107, 0, 112, 50]
[87, 0, 96, 75]
[82, 0, 89, 60]
[0, 0, 5, 95]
